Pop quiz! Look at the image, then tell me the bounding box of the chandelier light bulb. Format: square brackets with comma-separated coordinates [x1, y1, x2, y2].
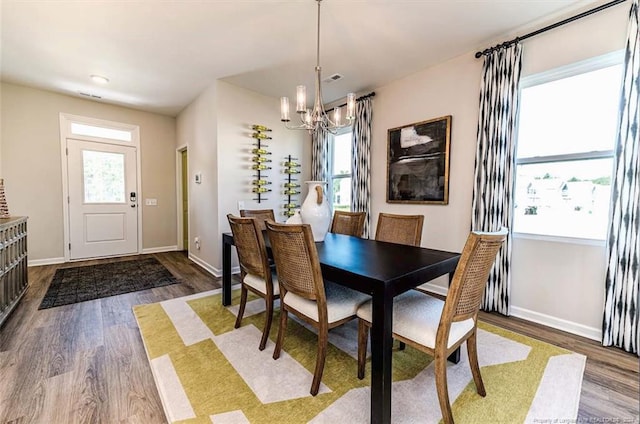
[280, 97, 291, 121]
[346, 93, 356, 120]
[296, 85, 307, 113]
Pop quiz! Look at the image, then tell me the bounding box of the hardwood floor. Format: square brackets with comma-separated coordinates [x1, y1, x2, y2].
[0, 252, 222, 424]
[0, 252, 637, 423]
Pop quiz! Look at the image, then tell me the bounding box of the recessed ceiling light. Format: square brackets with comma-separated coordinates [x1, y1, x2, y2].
[90, 74, 109, 84]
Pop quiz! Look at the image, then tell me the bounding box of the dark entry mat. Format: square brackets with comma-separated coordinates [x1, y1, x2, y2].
[39, 257, 179, 309]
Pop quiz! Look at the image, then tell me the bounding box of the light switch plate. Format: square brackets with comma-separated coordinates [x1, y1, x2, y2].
[145, 198, 158, 206]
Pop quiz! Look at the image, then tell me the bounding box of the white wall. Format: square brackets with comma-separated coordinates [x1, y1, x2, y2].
[369, 3, 627, 339]
[1, 83, 178, 264]
[177, 81, 308, 275]
[176, 84, 219, 274]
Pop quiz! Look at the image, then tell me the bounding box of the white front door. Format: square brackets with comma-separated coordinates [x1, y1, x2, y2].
[67, 138, 138, 259]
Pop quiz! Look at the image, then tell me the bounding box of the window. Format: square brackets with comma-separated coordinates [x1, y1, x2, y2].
[82, 150, 126, 203]
[71, 122, 133, 142]
[330, 130, 352, 211]
[514, 54, 623, 240]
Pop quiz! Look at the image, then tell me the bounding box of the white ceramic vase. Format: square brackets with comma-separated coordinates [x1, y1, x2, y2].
[299, 181, 331, 241]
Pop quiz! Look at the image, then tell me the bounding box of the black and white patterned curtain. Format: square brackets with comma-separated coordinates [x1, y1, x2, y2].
[471, 43, 523, 315]
[602, 0, 639, 355]
[311, 127, 330, 182]
[351, 97, 373, 237]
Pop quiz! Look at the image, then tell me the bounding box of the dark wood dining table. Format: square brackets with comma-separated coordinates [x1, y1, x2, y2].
[221, 232, 460, 424]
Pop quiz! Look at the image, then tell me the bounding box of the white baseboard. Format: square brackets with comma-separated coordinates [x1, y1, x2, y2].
[29, 246, 178, 266]
[28, 257, 65, 267]
[413, 282, 601, 341]
[510, 306, 601, 341]
[188, 253, 219, 276]
[142, 245, 178, 254]
[186, 254, 241, 278]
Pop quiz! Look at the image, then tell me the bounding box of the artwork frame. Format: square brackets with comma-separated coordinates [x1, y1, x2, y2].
[387, 115, 452, 204]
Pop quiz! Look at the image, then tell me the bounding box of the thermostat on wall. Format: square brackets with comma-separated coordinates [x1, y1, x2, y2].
[195, 172, 202, 184]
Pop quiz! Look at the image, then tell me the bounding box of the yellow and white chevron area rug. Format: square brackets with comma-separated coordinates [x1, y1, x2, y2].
[133, 289, 586, 424]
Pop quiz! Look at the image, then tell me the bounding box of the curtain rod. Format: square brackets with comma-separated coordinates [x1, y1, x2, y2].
[474, 0, 626, 58]
[326, 91, 375, 113]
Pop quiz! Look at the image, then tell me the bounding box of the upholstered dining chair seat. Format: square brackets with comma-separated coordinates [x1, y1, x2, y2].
[283, 281, 368, 324]
[244, 273, 280, 297]
[357, 291, 474, 349]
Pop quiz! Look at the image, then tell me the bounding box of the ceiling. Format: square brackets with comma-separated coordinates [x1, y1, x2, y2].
[1, 0, 601, 117]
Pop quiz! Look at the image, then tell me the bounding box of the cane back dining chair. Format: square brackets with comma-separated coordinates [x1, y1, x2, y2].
[375, 213, 424, 246]
[239, 209, 276, 231]
[227, 214, 279, 351]
[330, 210, 366, 238]
[356, 228, 508, 424]
[265, 221, 369, 396]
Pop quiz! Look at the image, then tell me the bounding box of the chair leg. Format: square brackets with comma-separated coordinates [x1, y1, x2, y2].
[467, 331, 486, 396]
[435, 354, 454, 424]
[357, 319, 368, 379]
[272, 308, 288, 360]
[311, 324, 328, 396]
[259, 297, 274, 351]
[234, 285, 248, 329]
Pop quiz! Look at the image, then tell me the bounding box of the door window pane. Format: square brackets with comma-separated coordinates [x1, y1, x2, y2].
[83, 150, 126, 203]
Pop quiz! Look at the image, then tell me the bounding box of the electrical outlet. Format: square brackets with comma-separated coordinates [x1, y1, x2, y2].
[238, 201, 245, 210]
[194, 237, 201, 250]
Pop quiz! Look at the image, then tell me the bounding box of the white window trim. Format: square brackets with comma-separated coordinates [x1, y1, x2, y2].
[520, 50, 624, 89]
[513, 51, 623, 244]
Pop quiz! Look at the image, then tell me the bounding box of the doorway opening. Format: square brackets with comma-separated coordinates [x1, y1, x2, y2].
[177, 146, 189, 251]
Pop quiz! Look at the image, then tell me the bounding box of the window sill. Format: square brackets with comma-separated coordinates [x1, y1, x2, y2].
[512, 231, 606, 247]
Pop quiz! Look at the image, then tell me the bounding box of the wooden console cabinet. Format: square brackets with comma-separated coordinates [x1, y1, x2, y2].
[0, 216, 28, 327]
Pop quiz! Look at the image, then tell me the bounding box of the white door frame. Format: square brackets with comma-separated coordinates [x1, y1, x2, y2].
[176, 145, 188, 250]
[59, 113, 143, 262]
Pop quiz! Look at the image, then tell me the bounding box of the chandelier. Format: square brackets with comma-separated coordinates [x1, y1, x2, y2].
[280, 0, 356, 135]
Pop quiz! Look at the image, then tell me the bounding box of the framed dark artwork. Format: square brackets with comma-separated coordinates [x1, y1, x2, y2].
[387, 115, 451, 204]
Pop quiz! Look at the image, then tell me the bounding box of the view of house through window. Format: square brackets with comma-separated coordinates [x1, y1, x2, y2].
[331, 130, 352, 211]
[514, 56, 622, 240]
